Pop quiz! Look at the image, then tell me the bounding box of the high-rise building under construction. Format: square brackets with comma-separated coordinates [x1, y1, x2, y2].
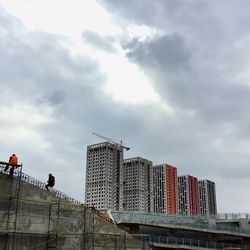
[85, 142, 123, 210]
[123, 157, 153, 212]
[152, 164, 179, 214]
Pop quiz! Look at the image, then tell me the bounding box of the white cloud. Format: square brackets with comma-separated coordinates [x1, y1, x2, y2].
[0, 0, 163, 106]
[1, 0, 250, 213]
[0, 103, 53, 149]
[0, 103, 52, 125]
[102, 55, 159, 104]
[127, 24, 157, 41]
[0, 0, 120, 37]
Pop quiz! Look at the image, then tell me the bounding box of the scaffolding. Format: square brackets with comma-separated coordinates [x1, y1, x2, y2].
[0, 163, 149, 250]
[1, 162, 250, 249]
[47, 201, 60, 249]
[0, 161, 23, 250]
[0, 196, 147, 249]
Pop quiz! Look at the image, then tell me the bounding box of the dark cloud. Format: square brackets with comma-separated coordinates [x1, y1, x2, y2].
[82, 30, 116, 52]
[46, 89, 65, 105]
[125, 34, 191, 70]
[2, 1, 250, 213]
[105, 0, 250, 126]
[124, 32, 250, 126]
[98, 0, 220, 38]
[98, 0, 164, 27]
[97, 0, 250, 212]
[0, 8, 142, 201]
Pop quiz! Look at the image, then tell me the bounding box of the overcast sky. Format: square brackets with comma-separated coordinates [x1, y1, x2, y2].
[1, 0, 250, 213]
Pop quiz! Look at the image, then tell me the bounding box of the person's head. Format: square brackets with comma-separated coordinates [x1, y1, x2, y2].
[12, 154, 16, 156]
[49, 173, 52, 177]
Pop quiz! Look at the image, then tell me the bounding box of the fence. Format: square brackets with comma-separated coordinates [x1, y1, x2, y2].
[111, 211, 250, 235]
[0, 162, 82, 205]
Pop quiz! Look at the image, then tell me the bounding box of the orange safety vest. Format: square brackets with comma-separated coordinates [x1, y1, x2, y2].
[9, 155, 18, 165]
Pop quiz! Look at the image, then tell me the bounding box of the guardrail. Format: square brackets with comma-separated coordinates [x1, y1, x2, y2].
[0, 163, 115, 224]
[111, 210, 250, 222]
[0, 162, 82, 205]
[0, 161, 115, 227]
[133, 234, 250, 250]
[213, 213, 250, 220]
[111, 211, 250, 235]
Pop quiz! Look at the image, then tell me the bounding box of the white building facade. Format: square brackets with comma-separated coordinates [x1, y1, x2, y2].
[123, 157, 153, 212]
[85, 142, 124, 211]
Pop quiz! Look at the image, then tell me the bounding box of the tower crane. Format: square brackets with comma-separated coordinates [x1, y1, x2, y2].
[92, 132, 130, 151]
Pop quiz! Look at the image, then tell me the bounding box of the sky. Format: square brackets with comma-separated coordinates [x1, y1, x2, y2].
[1, 0, 250, 213]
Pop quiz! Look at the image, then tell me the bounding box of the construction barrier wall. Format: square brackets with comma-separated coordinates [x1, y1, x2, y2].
[0, 171, 151, 250]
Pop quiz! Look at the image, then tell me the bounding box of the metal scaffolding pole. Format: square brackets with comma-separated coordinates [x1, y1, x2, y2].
[3, 163, 23, 250]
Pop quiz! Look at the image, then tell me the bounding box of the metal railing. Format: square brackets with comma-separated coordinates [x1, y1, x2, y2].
[111, 211, 250, 235]
[134, 234, 250, 250]
[214, 213, 250, 220]
[0, 163, 82, 205]
[111, 210, 250, 222]
[0, 163, 115, 224]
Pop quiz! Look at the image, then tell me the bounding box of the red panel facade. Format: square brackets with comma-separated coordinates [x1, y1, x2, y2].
[165, 164, 178, 215]
[188, 175, 200, 215]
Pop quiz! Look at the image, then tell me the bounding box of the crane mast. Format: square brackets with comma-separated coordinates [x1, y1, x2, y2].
[92, 132, 130, 151]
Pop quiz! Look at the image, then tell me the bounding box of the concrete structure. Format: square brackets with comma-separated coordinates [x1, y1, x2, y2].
[1, 161, 248, 250]
[152, 164, 178, 214]
[0, 166, 151, 249]
[199, 179, 217, 215]
[85, 142, 124, 211]
[178, 175, 200, 215]
[123, 157, 153, 212]
[111, 211, 250, 249]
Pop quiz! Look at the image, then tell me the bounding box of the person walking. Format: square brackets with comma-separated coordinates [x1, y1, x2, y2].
[4, 154, 18, 176]
[45, 174, 55, 191]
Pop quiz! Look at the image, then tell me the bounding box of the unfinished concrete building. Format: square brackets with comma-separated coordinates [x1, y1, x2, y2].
[85, 142, 124, 211]
[123, 157, 153, 212]
[0, 162, 150, 250]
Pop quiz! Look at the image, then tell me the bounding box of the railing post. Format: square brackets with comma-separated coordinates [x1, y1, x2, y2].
[123, 232, 126, 250]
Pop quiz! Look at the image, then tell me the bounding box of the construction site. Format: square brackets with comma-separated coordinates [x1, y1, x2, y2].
[0, 161, 150, 250]
[1, 155, 250, 250]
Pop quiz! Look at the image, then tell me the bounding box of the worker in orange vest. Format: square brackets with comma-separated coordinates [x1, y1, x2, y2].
[4, 154, 18, 176]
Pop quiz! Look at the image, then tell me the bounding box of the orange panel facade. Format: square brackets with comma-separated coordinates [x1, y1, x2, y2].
[165, 164, 178, 215]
